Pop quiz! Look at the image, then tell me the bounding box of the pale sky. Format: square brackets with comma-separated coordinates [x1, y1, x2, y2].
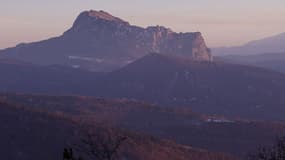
[1, 0, 285, 49]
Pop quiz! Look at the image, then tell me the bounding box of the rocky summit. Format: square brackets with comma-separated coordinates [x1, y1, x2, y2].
[0, 10, 212, 71]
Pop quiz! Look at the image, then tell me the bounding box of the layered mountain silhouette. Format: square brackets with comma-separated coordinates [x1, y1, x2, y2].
[212, 32, 285, 56]
[214, 32, 285, 72]
[219, 52, 285, 73]
[2, 53, 285, 121]
[0, 10, 212, 71]
[3, 7, 285, 160]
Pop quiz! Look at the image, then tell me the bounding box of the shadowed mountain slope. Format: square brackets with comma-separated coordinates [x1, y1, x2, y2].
[1, 53, 285, 121]
[95, 53, 285, 121]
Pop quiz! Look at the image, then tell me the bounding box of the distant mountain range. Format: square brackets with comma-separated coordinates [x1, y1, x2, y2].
[2, 53, 285, 121]
[212, 32, 285, 73]
[219, 52, 285, 73]
[212, 32, 285, 56]
[0, 10, 212, 71]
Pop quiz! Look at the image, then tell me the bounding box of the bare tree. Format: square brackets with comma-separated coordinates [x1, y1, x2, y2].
[70, 125, 127, 160]
[63, 148, 83, 160]
[247, 137, 285, 160]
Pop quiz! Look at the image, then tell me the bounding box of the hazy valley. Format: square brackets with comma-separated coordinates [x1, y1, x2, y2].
[1, 8, 285, 160]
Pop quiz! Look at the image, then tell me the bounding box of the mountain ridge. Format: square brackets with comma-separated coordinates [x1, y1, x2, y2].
[218, 52, 285, 73]
[0, 10, 212, 71]
[212, 32, 285, 56]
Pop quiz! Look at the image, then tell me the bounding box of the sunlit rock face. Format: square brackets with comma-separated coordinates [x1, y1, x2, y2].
[0, 10, 212, 71]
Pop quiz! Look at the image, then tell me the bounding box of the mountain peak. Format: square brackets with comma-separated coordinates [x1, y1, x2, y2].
[88, 10, 127, 23]
[72, 10, 130, 28]
[0, 10, 212, 71]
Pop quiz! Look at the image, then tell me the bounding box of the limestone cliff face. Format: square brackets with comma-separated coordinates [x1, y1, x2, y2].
[0, 10, 212, 71]
[191, 33, 212, 61]
[146, 29, 212, 61]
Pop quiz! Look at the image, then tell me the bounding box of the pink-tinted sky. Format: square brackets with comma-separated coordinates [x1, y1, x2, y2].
[1, 0, 285, 49]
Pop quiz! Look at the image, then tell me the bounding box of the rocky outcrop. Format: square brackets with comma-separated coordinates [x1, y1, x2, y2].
[0, 10, 212, 71]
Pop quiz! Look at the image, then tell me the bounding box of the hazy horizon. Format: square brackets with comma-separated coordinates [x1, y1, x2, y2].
[3, 1, 285, 160]
[1, 0, 285, 49]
